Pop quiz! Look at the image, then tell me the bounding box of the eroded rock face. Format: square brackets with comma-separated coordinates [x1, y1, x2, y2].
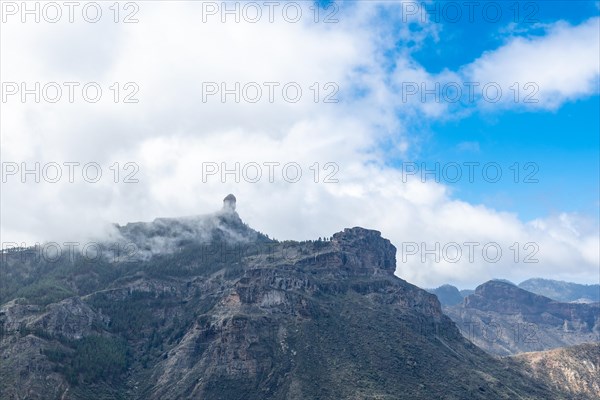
[0, 334, 69, 400]
[0, 217, 573, 399]
[511, 343, 600, 399]
[444, 281, 600, 356]
[331, 227, 397, 275]
[0, 297, 107, 339]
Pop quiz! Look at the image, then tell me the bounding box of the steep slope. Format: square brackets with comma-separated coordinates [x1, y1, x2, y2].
[510, 343, 600, 399]
[444, 281, 600, 356]
[0, 201, 573, 399]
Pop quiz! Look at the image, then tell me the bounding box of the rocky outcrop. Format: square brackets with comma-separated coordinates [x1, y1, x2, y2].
[0, 297, 107, 339]
[0, 334, 70, 400]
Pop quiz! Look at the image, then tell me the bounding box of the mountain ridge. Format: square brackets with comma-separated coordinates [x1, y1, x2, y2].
[518, 278, 600, 303]
[443, 280, 599, 356]
[0, 200, 586, 399]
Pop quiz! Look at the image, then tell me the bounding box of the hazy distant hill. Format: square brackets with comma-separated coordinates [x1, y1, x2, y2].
[519, 278, 600, 303]
[0, 203, 572, 399]
[427, 279, 514, 307]
[426, 284, 463, 306]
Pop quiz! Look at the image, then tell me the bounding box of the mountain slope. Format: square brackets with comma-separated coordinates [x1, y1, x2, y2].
[510, 343, 600, 399]
[0, 204, 575, 399]
[444, 281, 600, 356]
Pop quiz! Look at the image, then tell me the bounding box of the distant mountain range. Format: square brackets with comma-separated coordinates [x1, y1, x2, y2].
[519, 278, 599, 303]
[429, 280, 599, 356]
[428, 278, 599, 307]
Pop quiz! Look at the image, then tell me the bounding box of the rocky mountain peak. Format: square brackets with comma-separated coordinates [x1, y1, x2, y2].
[465, 280, 553, 312]
[222, 193, 237, 213]
[427, 284, 463, 306]
[331, 227, 397, 275]
[112, 196, 267, 260]
[0, 200, 592, 399]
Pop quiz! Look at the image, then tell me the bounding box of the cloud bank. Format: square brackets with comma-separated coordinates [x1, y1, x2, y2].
[1, 2, 598, 288]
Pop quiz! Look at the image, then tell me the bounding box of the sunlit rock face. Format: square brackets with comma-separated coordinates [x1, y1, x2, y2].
[511, 343, 600, 400]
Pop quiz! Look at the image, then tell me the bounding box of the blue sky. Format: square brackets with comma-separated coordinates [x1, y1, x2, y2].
[414, 95, 599, 220]
[411, 1, 599, 72]
[384, 0, 600, 222]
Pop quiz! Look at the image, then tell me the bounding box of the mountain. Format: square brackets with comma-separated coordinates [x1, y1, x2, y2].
[426, 284, 463, 306]
[444, 280, 600, 356]
[0, 198, 580, 399]
[510, 343, 600, 399]
[519, 278, 600, 303]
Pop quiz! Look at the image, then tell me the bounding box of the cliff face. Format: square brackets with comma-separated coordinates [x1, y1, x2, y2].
[511, 343, 600, 399]
[444, 281, 600, 356]
[0, 216, 571, 399]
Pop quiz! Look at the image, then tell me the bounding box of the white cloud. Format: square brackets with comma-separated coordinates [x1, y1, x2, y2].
[464, 17, 600, 110]
[1, 2, 598, 288]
